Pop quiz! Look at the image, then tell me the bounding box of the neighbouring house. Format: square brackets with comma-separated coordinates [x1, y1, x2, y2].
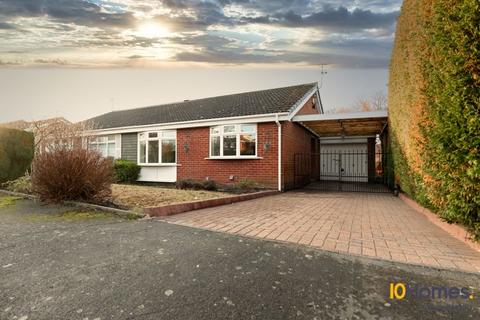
[86, 83, 390, 191]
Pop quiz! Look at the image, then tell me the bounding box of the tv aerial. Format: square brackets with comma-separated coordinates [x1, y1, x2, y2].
[318, 64, 328, 89]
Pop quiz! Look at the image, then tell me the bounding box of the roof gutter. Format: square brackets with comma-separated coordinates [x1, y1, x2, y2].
[315, 83, 324, 114]
[86, 112, 290, 135]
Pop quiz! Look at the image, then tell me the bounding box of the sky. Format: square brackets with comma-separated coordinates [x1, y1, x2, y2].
[0, 0, 402, 122]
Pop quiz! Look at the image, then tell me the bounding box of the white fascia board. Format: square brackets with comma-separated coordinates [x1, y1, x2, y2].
[315, 89, 324, 114]
[87, 112, 290, 135]
[286, 86, 318, 120]
[292, 110, 388, 122]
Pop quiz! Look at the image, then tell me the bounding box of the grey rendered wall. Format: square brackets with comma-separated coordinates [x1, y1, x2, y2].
[121, 133, 138, 162]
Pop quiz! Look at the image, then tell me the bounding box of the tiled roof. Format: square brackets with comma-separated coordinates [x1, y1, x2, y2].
[87, 83, 317, 129]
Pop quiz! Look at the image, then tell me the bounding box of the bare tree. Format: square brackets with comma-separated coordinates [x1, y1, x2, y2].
[353, 91, 388, 112]
[370, 91, 388, 111]
[33, 120, 94, 153]
[333, 106, 356, 113]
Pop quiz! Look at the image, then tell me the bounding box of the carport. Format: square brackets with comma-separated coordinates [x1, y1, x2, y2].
[291, 111, 392, 192]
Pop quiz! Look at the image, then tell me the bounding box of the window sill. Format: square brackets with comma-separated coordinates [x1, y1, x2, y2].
[139, 163, 180, 167]
[205, 156, 263, 160]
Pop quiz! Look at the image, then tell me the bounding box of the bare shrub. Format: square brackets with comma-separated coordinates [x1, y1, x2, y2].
[32, 147, 113, 203]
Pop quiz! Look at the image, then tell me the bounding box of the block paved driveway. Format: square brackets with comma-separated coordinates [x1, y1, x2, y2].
[164, 191, 480, 273]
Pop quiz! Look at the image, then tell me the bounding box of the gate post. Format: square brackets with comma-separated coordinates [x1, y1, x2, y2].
[367, 137, 376, 183]
[338, 152, 342, 191]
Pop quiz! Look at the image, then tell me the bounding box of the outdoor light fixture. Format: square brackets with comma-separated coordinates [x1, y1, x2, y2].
[264, 132, 271, 152]
[263, 141, 270, 152]
[183, 142, 189, 153]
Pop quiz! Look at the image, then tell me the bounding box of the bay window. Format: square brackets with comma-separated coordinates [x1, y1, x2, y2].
[89, 135, 116, 158]
[138, 131, 176, 164]
[210, 124, 257, 158]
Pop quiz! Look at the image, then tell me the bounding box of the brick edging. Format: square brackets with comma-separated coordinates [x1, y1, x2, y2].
[144, 190, 279, 217]
[398, 193, 480, 252]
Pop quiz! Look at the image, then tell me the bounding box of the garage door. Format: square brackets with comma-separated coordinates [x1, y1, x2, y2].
[319, 143, 368, 182]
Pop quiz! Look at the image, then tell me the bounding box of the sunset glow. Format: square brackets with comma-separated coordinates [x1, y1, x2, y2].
[0, 0, 399, 122]
[136, 21, 170, 39]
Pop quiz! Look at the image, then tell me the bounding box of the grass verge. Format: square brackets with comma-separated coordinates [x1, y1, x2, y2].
[0, 196, 23, 209]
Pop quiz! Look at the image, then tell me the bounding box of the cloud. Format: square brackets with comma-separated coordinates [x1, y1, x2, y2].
[0, 21, 15, 30]
[126, 54, 154, 59]
[240, 6, 399, 31]
[33, 58, 69, 65]
[172, 34, 390, 68]
[174, 47, 389, 68]
[0, 0, 400, 68]
[0, 0, 136, 28]
[170, 34, 235, 48]
[65, 32, 161, 48]
[154, 1, 237, 32]
[0, 59, 20, 65]
[156, 1, 399, 32]
[305, 37, 394, 58]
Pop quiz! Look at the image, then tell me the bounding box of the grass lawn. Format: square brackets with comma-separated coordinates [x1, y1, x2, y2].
[0, 196, 23, 209]
[111, 184, 230, 209]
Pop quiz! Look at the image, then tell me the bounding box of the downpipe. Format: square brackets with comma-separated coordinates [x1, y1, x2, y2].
[275, 114, 282, 192]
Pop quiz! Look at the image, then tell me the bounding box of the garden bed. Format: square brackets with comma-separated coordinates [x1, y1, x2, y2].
[2, 176, 276, 216]
[110, 184, 230, 209]
[110, 183, 278, 216]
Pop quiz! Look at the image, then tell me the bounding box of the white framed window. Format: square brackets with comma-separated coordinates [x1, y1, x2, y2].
[89, 135, 116, 158]
[210, 124, 257, 158]
[138, 130, 176, 164]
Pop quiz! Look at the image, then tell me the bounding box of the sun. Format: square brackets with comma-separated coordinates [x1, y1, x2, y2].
[136, 21, 170, 38]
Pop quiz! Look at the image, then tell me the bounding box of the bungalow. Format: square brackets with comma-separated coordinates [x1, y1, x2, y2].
[86, 83, 389, 191]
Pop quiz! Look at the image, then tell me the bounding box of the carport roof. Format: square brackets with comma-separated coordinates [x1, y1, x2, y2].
[292, 110, 388, 137]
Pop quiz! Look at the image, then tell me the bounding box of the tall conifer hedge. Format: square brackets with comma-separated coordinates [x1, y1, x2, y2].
[389, 0, 479, 238]
[0, 128, 34, 183]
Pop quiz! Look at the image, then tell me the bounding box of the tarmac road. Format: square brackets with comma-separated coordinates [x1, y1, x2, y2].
[0, 196, 478, 319]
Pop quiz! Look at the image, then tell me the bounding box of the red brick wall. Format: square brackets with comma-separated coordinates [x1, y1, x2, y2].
[295, 96, 321, 115]
[176, 95, 320, 190]
[281, 121, 319, 190]
[177, 123, 278, 188]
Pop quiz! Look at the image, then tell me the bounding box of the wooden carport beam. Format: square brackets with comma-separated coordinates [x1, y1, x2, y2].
[292, 110, 388, 137]
[292, 110, 387, 122]
[339, 120, 346, 137]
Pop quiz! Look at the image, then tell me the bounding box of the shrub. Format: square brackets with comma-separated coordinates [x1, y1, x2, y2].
[176, 179, 196, 190]
[236, 178, 259, 191]
[113, 159, 141, 183]
[32, 148, 113, 203]
[3, 174, 32, 194]
[0, 128, 34, 183]
[176, 179, 218, 191]
[390, 0, 480, 238]
[202, 180, 218, 191]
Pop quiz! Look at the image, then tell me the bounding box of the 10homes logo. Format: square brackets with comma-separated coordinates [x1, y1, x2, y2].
[389, 283, 476, 300]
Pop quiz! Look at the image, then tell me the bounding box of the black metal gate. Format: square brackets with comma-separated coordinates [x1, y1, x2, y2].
[294, 151, 394, 193]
